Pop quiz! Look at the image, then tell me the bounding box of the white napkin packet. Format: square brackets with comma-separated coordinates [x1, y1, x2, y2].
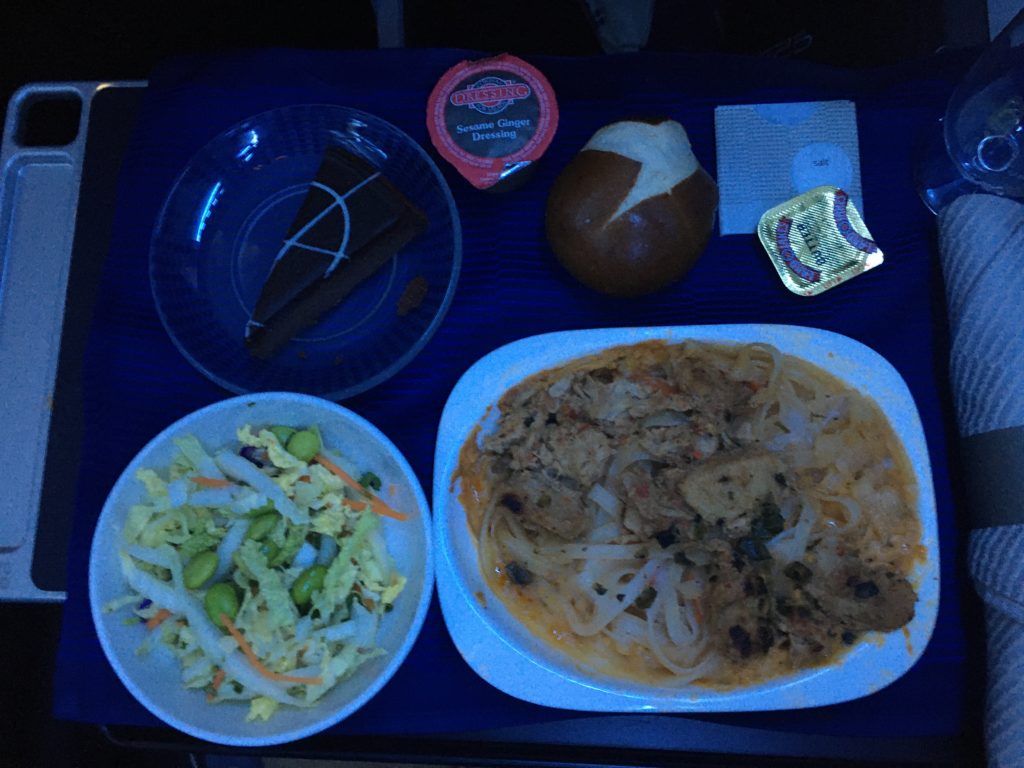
[714, 100, 863, 235]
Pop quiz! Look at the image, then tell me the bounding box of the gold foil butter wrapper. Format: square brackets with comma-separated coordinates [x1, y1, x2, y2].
[757, 185, 883, 296]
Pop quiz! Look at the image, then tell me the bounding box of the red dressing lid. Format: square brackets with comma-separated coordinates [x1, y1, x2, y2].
[427, 53, 559, 190]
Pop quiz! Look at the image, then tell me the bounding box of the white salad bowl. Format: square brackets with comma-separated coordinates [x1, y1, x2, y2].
[89, 392, 433, 746]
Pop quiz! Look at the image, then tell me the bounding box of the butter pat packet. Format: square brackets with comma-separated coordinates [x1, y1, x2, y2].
[715, 101, 862, 235]
[757, 185, 883, 296]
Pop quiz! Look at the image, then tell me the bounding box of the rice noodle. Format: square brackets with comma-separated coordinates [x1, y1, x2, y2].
[538, 543, 663, 561]
[752, 343, 784, 400]
[643, 596, 711, 680]
[548, 377, 572, 398]
[767, 502, 814, 563]
[587, 483, 621, 517]
[678, 579, 704, 600]
[566, 560, 659, 636]
[641, 410, 691, 428]
[574, 557, 630, 596]
[658, 569, 693, 648]
[587, 522, 621, 543]
[604, 612, 647, 654]
[606, 445, 651, 482]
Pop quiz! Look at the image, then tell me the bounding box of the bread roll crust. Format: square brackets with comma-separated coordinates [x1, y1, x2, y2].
[546, 119, 718, 297]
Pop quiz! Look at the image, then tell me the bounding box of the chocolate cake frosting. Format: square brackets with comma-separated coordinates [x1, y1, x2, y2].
[245, 147, 427, 359]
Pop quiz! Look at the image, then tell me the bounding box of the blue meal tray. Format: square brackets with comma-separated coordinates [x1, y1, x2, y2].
[39, 48, 981, 760]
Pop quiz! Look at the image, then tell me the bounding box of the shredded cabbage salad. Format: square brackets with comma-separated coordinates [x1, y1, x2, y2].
[104, 424, 407, 722]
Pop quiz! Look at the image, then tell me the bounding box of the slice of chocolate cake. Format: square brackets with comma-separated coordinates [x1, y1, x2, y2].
[245, 146, 428, 359]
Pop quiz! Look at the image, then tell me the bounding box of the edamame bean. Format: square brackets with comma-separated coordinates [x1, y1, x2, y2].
[247, 500, 276, 517]
[183, 551, 218, 589]
[247, 512, 279, 541]
[270, 425, 296, 446]
[204, 582, 240, 629]
[290, 564, 327, 607]
[285, 429, 321, 462]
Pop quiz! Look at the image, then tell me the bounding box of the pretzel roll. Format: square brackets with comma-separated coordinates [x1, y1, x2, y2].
[546, 118, 718, 297]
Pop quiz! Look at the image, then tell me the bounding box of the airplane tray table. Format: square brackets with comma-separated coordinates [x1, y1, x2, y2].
[2, 48, 984, 763]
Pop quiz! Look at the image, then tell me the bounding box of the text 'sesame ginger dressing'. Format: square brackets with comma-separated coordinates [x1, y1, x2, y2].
[427, 54, 558, 192]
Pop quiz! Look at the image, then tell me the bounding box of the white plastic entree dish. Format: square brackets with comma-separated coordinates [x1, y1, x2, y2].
[89, 392, 433, 746]
[433, 325, 939, 712]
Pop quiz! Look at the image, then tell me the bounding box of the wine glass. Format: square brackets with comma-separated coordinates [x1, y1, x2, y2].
[917, 8, 1024, 212]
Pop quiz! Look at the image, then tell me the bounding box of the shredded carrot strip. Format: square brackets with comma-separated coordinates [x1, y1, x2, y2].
[368, 497, 407, 521]
[298, 475, 311, 483]
[314, 455, 410, 521]
[221, 615, 323, 686]
[313, 455, 366, 495]
[192, 476, 233, 488]
[207, 668, 226, 701]
[146, 608, 172, 630]
[691, 599, 704, 626]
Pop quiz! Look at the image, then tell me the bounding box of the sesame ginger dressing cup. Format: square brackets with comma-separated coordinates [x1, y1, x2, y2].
[427, 53, 559, 192]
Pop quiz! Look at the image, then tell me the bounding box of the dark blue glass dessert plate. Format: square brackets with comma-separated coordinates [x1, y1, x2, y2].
[149, 104, 461, 400]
